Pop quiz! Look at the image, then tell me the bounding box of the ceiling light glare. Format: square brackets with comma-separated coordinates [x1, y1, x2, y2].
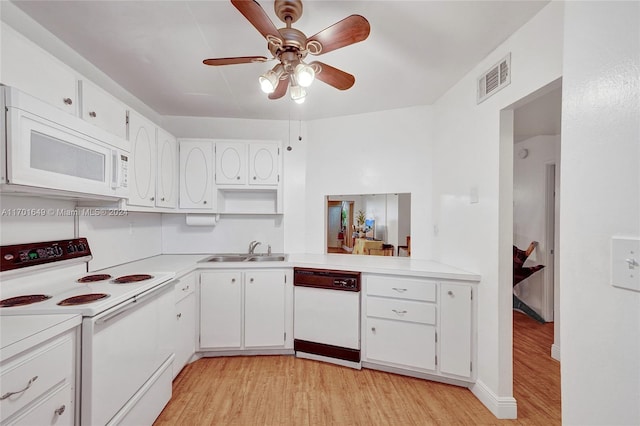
[295, 63, 315, 87]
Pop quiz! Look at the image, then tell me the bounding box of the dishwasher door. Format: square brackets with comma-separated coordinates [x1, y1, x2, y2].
[294, 285, 360, 350]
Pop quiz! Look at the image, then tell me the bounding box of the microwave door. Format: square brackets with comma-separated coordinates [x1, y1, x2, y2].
[8, 108, 117, 198]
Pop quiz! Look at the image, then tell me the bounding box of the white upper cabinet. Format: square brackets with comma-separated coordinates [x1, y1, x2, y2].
[155, 129, 178, 208]
[127, 111, 157, 207]
[214, 140, 280, 187]
[179, 139, 215, 210]
[78, 80, 128, 142]
[249, 143, 280, 185]
[1, 25, 77, 115]
[215, 142, 247, 185]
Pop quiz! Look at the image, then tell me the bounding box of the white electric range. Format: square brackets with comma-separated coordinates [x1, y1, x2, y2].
[0, 238, 177, 425]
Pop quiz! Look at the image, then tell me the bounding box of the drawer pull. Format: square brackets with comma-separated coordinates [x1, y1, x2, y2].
[89, 111, 97, 118]
[63, 97, 73, 105]
[182, 285, 190, 291]
[177, 313, 182, 319]
[392, 309, 408, 315]
[447, 290, 454, 296]
[392, 287, 407, 293]
[371, 327, 376, 332]
[55, 405, 66, 416]
[0, 376, 38, 400]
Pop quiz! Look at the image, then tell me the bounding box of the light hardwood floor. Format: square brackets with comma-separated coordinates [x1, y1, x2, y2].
[155, 311, 560, 425]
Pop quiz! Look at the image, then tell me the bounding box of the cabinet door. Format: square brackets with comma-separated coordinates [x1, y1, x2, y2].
[215, 142, 247, 185]
[249, 143, 279, 185]
[12, 383, 74, 426]
[366, 317, 436, 371]
[199, 272, 242, 349]
[179, 140, 214, 210]
[156, 129, 178, 208]
[439, 283, 472, 378]
[174, 291, 195, 378]
[244, 271, 286, 348]
[79, 79, 128, 141]
[1, 25, 77, 115]
[128, 111, 157, 207]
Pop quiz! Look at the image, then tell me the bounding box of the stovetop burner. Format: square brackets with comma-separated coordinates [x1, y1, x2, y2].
[0, 294, 52, 307]
[77, 274, 112, 283]
[57, 293, 110, 306]
[113, 274, 153, 284]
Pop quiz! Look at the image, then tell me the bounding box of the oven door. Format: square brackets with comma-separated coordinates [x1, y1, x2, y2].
[3, 88, 129, 199]
[81, 282, 174, 426]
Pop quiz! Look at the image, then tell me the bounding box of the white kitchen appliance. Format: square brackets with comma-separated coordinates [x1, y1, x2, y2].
[293, 267, 361, 369]
[0, 238, 176, 425]
[0, 86, 129, 200]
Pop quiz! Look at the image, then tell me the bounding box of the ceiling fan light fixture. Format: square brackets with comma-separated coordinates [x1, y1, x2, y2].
[259, 64, 284, 94]
[294, 62, 315, 87]
[290, 84, 306, 104]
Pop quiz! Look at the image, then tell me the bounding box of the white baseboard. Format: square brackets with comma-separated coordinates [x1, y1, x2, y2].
[551, 343, 561, 361]
[471, 380, 518, 419]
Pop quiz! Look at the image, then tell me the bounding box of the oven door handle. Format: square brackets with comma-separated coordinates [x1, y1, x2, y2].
[96, 282, 174, 325]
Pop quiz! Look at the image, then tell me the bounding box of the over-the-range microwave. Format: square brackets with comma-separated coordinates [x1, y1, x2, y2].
[0, 86, 129, 200]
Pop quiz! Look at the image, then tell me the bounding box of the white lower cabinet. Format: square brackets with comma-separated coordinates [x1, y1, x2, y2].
[364, 274, 475, 382]
[173, 272, 196, 378]
[0, 328, 78, 425]
[199, 269, 290, 351]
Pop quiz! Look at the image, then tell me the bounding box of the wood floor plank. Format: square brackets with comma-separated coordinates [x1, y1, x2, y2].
[155, 312, 560, 425]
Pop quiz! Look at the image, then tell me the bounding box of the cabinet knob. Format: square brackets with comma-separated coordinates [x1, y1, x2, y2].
[371, 327, 376, 333]
[250, 277, 254, 283]
[55, 405, 66, 416]
[231, 278, 236, 283]
[237, 176, 240, 180]
[161, 197, 165, 201]
[89, 111, 97, 118]
[63, 97, 73, 105]
[203, 200, 207, 204]
[253, 176, 257, 180]
[150, 196, 155, 201]
[176, 313, 182, 319]
[447, 290, 454, 296]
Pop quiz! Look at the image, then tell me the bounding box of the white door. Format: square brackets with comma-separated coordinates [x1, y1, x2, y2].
[245, 271, 286, 348]
[439, 283, 472, 378]
[366, 317, 436, 370]
[199, 272, 242, 349]
[216, 142, 247, 185]
[174, 292, 195, 378]
[179, 140, 214, 210]
[156, 129, 178, 208]
[249, 143, 279, 185]
[79, 79, 128, 141]
[128, 111, 156, 207]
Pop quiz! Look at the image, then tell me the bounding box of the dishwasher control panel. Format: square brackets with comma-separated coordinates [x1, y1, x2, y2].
[294, 267, 361, 292]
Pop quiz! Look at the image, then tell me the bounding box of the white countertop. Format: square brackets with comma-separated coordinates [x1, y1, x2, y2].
[100, 253, 480, 282]
[1, 314, 81, 361]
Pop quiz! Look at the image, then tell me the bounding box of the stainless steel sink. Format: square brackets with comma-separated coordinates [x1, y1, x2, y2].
[200, 253, 286, 263]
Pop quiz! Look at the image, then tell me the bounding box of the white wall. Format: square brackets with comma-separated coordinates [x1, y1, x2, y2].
[513, 135, 560, 316]
[161, 116, 307, 254]
[305, 106, 433, 259]
[0, 195, 75, 244]
[560, 2, 640, 424]
[431, 2, 564, 418]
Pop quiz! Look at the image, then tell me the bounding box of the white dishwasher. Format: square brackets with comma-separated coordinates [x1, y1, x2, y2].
[293, 268, 361, 369]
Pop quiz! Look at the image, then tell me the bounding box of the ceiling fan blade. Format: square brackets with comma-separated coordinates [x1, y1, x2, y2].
[306, 15, 370, 55]
[268, 75, 289, 100]
[203, 56, 269, 66]
[310, 62, 355, 90]
[231, 0, 282, 42]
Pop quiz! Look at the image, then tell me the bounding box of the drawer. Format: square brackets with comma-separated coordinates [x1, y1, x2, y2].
[367, 275, 436, 302]
[174, 275, 195, 302]
[1, 334, 74, 421]
[367, 297, 436, 325]
[12, 383, 73, 426]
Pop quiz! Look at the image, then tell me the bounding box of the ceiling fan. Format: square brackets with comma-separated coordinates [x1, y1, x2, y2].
[203, 0, 370, 104]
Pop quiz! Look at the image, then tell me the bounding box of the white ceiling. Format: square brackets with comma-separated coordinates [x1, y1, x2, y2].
[10, 0, 550, 121]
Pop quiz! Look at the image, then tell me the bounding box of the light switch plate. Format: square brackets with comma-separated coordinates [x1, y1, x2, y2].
[611, 236, 640, 292]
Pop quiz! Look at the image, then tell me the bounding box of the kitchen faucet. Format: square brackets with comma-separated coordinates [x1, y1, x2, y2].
[248, 240, 261, 254]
